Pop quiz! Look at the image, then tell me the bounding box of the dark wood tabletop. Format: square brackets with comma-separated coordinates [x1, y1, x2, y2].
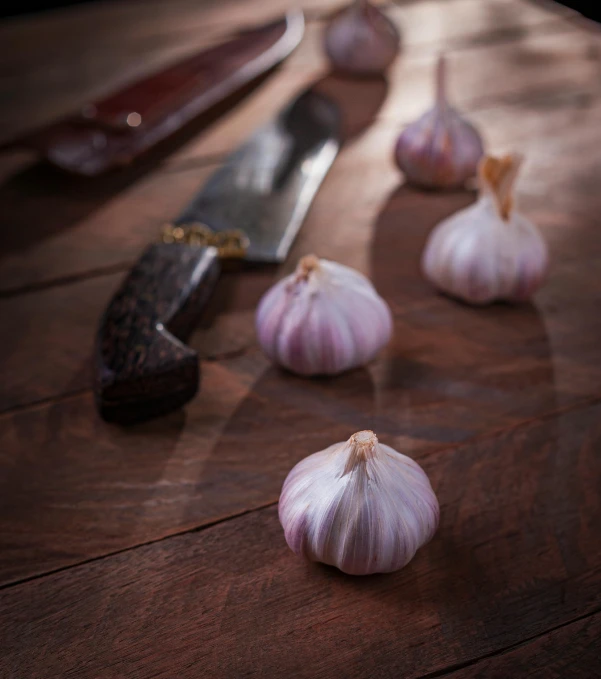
[1, 0, 601, 676]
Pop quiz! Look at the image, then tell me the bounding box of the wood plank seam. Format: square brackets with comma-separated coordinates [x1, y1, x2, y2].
[1, 1, 595, 300]
[0, 261, 137, 300]
[413, 391, 601, 461]
[2, 319, 601, 421]
[1, 2, 599, 675]
[0, 499, 279, 593]
[415, 607, 601, 678]
[0, 0, 582, 153]
[1, 389, 600, 590]
[0, 345, 256, 418]
[2, 74, 599, 303]
[0, 387, 91, 420]
[1, 492, 599, 676]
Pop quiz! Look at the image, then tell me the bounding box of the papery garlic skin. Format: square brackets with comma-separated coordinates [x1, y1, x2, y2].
[324, 0, 400, 76]
[395, 55, 484, 190]
[422, 154, 549, 304]
[256, 255, 392, 376]
[279, 431, 439, 575]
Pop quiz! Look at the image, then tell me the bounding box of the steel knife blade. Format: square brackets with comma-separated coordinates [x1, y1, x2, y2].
[175, 89, 340, 262]
[95, 88, 341, 423]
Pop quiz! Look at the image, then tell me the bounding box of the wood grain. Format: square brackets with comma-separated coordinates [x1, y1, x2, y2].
[1, 402, 599, 678]
[152, 16, 601, 165]
[0, 0, 352, 139]
[3, 47, 601, 587]
[2, 247, 601, 583]
[1, 0, 601, 676]
[3, 83, 601, 406]
[0, 252, 601, 581]
[2, 20, 600, 293]
[2, 54, 601, 583]
[285, 0, 583, 70]
[0, 162, 217, 295]
[0, 0, 564, 141]
[444, 613, 601, 678]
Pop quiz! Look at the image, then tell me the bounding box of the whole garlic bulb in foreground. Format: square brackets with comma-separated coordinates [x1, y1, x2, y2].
[324, 0, 400, 77]
[279, 431, 439, 575]
[256, 255, 392, 376]
[395, 55, 484, 189]
[422, 153, 549, 305]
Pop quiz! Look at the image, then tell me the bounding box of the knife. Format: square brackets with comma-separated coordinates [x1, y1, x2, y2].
[0, 12, 304, 175]
[95, 88, 341, 424]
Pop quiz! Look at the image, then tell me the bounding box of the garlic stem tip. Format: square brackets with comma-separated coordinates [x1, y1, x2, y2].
[436, 53, 447, 103]
[298, 254, 320, 276]
[351, 430, 378, 447]
[345, 430, 379, 470]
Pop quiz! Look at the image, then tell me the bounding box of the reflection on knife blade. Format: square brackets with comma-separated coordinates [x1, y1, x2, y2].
[176, 89, 341, 263]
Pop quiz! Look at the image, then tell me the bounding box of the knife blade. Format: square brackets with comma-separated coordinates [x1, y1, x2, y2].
[0, 11, 304, 176]
[95, 88, 341, 424]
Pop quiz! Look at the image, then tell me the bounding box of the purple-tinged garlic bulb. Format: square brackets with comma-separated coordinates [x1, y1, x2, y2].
[324, 0, 400, 77]
[256, 255, 392, 376]
[395, 55, 484, 189]
[279, 430, 439, 575]
[422, 153, 549, 305]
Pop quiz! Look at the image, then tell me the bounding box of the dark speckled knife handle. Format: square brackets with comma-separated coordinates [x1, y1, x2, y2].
[95, 244, 220, 424]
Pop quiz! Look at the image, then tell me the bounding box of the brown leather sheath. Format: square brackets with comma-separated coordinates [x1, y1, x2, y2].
[0, 12, 303, 176]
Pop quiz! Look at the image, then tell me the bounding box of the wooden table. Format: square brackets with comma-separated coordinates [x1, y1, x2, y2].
[1, 0, 601, 676]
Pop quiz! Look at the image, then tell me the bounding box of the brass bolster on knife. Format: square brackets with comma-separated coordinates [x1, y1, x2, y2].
[161, 222, 250, 259]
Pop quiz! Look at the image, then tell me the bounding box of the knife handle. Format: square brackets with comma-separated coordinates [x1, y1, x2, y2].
[95, 243, 220, 424]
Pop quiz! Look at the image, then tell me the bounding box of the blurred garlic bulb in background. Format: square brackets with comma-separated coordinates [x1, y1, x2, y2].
[422, 153, 549, 305]
[324, 0, 400, 76]
[256, 255, 392, 376]
[394, 55, 484, 189]
[279, 430, 439, 575]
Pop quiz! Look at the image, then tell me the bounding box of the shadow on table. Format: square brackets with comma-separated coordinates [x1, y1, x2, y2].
[367, 182, 557, 450]
[0, 394, 188, 584]
[311, 71, 389, 144]
[184, 364, 376, 526]
[289, 177, 559, 615]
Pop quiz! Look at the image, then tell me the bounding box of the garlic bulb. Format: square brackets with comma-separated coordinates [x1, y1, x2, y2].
[256, 255, 392, 376]
[279, 431, 439, 575]
[422, 153, 549, 304]
[324, 0, 400, 77]
[394, 55, 484, 189]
